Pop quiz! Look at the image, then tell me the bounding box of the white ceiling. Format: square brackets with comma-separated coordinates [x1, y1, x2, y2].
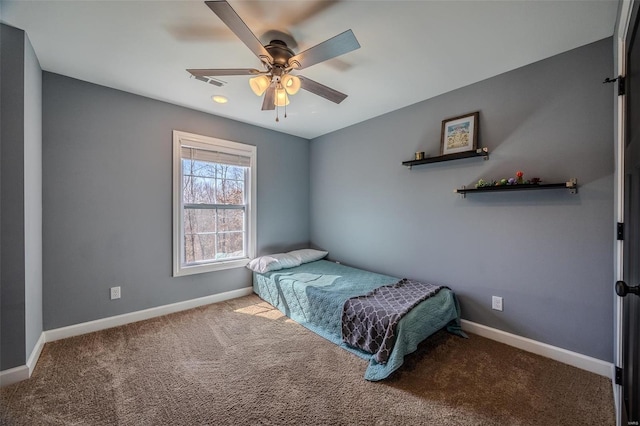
[1, 0, 618, 139]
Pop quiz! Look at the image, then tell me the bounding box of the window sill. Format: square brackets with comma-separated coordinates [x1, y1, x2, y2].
[173, 257, 250, 277]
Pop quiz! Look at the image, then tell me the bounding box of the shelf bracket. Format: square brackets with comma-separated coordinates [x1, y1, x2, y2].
[456, 185, 466, 199]
[566, 178, 578, 194]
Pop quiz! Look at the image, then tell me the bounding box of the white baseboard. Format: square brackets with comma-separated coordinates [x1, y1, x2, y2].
[0, 287, 253, 386]
[0, 365, 29, 388]
[0, 332, 46, 387]
[461, 319, 614, 379]
[44, 287, 253, 342]
[27, 332, 46, 376]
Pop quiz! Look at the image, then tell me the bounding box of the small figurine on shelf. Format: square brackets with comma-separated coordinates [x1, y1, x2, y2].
[530, 177, 541, 185]
[476, 179, 500, 188]
[508, 177, 516, 185]
[516, 170, 524, 184]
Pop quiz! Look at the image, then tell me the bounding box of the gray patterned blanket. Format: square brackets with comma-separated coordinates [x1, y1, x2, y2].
[341, 279, 444, 364]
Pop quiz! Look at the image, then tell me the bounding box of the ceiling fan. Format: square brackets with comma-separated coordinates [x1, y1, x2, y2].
[187, 0, 360, 120]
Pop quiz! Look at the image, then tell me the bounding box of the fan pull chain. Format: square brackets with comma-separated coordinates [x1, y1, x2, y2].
[274, 105, 287, 122]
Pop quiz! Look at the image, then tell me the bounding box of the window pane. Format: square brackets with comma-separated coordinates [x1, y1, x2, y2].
[216, 165, 245, 204]
[183, 208, 245, 264]
[217, 232, 244, 258]
[183, 176, 216, 204]
[183, 159, 217, 178]
[184, 231, 244, 264]
[218, 179, 244, 205]
[215, 164, 243, 179]
[217, 208, 244, 233]
[183, 160, 246, 205]
[184, 208, 216, 234]
[184, 233, 217, 264]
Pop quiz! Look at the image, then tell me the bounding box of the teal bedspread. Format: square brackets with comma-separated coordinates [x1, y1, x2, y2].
[253, 260, 464, 381]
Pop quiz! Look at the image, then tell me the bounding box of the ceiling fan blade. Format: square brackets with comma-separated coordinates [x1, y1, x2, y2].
[298, 76, 347, 104]
[187, 68, 263, 77]
[261, 85, 276, 111]
[289, 30, 360, 70]
[205, 0, 273, 63]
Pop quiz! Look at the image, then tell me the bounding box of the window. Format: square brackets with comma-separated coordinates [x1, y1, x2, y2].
[173, 130, 256, 276]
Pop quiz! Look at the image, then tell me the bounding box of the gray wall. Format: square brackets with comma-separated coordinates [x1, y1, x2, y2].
[0, 24, 43, 370]
[0, 0, 2, 376]
[23, 31, 42, 362]
[1, 24, 26, 370]
[310, 38, 614, 362]
[0, 21, 2, 374]
[42, 73, 309, 330]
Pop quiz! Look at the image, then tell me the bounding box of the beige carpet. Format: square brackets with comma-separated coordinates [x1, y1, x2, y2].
[1, 295, 614, 425]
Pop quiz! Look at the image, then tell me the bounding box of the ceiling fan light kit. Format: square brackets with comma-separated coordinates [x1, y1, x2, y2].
[187, 0, 360, 122]
[249, 75, 270, 96]
[275, 89, 289, 107]
[282, 74, 301, 95]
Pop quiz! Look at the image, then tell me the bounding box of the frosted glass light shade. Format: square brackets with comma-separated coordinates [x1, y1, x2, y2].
[282, 74, 301, 95]
[249, 75, 270, 96]
[274, 88, 290, 106]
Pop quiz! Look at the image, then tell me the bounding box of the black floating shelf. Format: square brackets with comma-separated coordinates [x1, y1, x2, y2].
[455, 179, 578, 198]
[403, 148, 489, 169]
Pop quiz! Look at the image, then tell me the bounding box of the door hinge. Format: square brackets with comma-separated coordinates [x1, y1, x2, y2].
[615, 366, 623, 385]
[603, 76, 626, 96]
[617, 222, 624, 240]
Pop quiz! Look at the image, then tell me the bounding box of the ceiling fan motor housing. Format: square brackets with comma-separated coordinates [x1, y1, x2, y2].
[265, 40, 296, 68]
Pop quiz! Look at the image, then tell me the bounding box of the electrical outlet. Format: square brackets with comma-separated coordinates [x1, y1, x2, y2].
[492, 296, 503, 311]
[110, 286, 121, 300]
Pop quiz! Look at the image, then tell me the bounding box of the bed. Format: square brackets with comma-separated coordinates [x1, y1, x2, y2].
[250, 250, 465, 381]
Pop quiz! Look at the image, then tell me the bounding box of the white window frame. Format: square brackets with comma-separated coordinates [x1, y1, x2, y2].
[172, 130, 256, 277]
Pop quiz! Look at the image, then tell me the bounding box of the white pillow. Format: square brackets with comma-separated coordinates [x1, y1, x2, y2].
[287, 249, 328, 264]
[247, 253, 301, 273]
[247, 256, 279, 273]
[272, 252, 301, 269]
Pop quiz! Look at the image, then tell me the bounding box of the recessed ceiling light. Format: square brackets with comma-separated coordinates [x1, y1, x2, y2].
[212, 95, 228, 104]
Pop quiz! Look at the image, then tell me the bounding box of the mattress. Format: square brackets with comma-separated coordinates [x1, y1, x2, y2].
[253, 259, 463, 380]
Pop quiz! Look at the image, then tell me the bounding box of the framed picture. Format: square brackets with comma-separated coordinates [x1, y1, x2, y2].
[440, 111, 479, 156]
